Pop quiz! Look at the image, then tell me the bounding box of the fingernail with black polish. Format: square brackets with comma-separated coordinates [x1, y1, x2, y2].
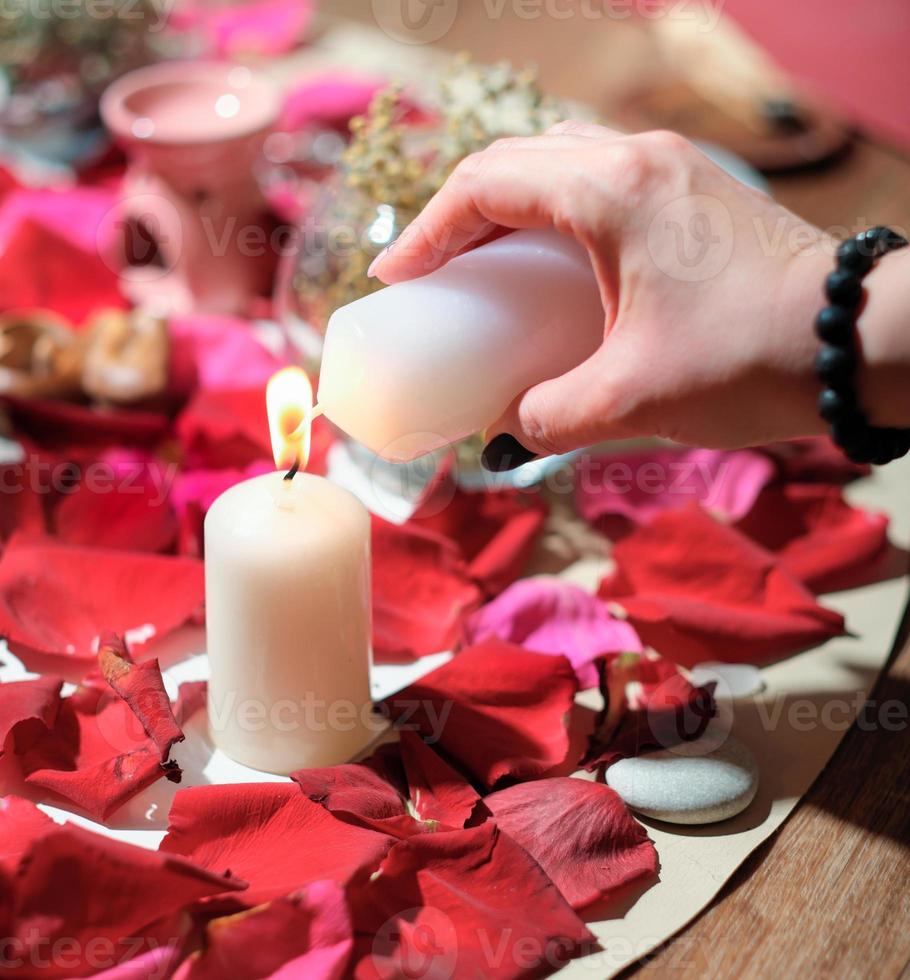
[481, 434, 538, 472]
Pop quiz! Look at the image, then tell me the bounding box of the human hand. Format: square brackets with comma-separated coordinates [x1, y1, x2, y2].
[369, 122, 833, 468]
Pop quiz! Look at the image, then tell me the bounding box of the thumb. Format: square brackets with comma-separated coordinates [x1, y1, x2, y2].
[480, 344, 638, 471]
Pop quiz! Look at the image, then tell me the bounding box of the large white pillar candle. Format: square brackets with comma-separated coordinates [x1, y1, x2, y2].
[204, 370, 373, 774]
[317, 229, 605, 462]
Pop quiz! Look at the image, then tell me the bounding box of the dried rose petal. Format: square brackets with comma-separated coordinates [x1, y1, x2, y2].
[463, 577, 642, 689]
[2, 817, 241, 980]
[0, 675, 62, 757]
[99, 632, 183, 763]
[482, 777, 657, 909]
[350, 823, 593, 979]
[22, 684, 179, 820]
[735, 483, 889, 591]
[173, 880, 352, 980]
[160, 783, 394, 904]
[582, 654, 716, 770]
[372, 517, 482, 662]
[0, 535, 204, 665]
[411, 477, 547, 595]
[383, 640, 578, 788]
[600, 504, 845, 666]
[398, 731, 482, 828]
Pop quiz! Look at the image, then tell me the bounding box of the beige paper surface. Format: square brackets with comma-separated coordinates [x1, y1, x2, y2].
[557, 454, 910, 977]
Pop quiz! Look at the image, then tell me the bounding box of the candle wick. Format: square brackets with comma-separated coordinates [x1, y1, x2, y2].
[284, 458, 300, 481]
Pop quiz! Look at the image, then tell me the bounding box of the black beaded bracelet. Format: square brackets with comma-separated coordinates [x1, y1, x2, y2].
[814, 225, 910, 465]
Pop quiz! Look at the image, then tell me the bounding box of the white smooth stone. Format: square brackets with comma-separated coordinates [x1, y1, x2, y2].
[606, 735, 759, 825]
[318, 230, 604, 462]
[689, 662, 764, 700]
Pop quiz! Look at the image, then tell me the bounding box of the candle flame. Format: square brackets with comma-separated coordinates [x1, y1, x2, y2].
[266, 367, 313, 473]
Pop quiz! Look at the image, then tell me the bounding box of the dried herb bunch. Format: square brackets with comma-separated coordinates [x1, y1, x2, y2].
[292, 56, 566, 332]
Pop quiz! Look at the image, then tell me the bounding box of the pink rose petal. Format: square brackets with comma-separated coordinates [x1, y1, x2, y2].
[463, 577, 642, 688]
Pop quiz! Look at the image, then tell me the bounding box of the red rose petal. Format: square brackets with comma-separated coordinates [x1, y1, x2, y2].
[173, 880, 352, 980]
[582, 653, 716, 770]
[291, 762, 408, 824]
[481, 777, 657, 909]
[398, 730, 482, 828]
[21, 682, 183, 821]
[372, 517, 482, 663]
[1, 395, 170, 452]
[99, 632, 183, 763]
[54, 451, 178, 553]
[176, 388, 270, 469]
[0, 464, 46, 545]
[0, 218, 126, 323]
[0, 796, 56, 873]
[383, 640, 578, 788]
[761, 436, 869, 484]
[2, 816, 242, 980]
[160, 783, 394, 904]
[0, 535, 204, 665]
[411, 476, 547, 595]
[735, 483, 889, 591]
[599, 504, 845, 666]
[350, 822, 593, 980]
[0, 675, 63, 756]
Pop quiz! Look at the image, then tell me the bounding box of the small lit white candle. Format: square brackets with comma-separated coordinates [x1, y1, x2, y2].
[204, 368, 373, 774]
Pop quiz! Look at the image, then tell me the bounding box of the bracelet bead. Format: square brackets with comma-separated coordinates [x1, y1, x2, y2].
[824, 269, 863, 309]
[814, 226, 909, 465]
[815, 305, 854, 345]
[814, 344, 855, 387]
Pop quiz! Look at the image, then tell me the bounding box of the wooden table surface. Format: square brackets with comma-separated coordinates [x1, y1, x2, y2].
[323, 7, 910, 975]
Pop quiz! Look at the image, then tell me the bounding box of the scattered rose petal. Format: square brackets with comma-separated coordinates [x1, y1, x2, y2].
[411, 477, 548, 595]
[575, 447, 775, 528]
[1, 813, 241, 979]
[92, 945, 183, 980]
[0, 795, 57, 873]
[173, 881, 352, 980]
[0, 463, 46, 544]
[599, 504, 845, 666]
[21, 673, 199, 820]
[160, 783, 394, 904]
[291, 762, 409, 826]
[99, 632, 183, 763]
[350, 823, 593, 980]
[481, 777, 657, 909]
[761, 437, 869, 483]
[0, 219, 126, 323]
[169, 314, 287, 394]
[280, 74, 385, 131]
[463, 577, 642, 689]
[583, 653, 716, 770]
[0, 394, 169, 451]
[383, 640, 578, 787]
[54, 449, 178, 553]
[0, 675, 63, 757]
[735, 483, 889, 591]
[372, 517, 482, 662]
[398, 730, 483, 828]
[176, 388, 270, 469]
[170, 0, 313, 57]
[0, 185, 119, 256]
[0, 535, 204, 664]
